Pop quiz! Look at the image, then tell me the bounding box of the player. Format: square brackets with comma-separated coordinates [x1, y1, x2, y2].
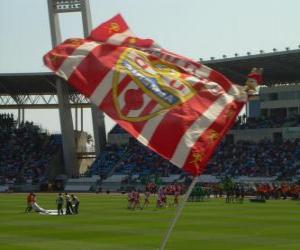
[32, 193, 37, 205]
[71, 194, 80, 214]
[156, 191, 162, 208]
[143, 191, 151, 208]
[65, 193, 73, 215]
[156, 187, 166, 208]
[25, 192, 33, 213]
[161, 188, 167, 208]
[127, 190, 134, 209]
[173, 190, 180, 207]
[56, 193, 64, 215]
[133, 191, 142, 210]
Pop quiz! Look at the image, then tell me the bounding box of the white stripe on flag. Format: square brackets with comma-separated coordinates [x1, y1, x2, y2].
[107, 30, 134, 45]
[57, 41, 99, 80]
[184, 76, 201, 86]
[90, 71, 126, 107]
[141, 48, 213, 81]
[228, 84, 248, 102]
[170, 89, 235, 168]
[195, 65, 212, 78]
[137, 109, 166, 146]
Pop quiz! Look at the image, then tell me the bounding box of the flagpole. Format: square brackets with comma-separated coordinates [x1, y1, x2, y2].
[158, 176, 198, 250]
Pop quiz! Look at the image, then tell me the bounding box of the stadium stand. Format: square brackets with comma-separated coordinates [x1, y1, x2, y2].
[0, 113, 62, 185]
[86, 123, 300, 186]
[86, 139, 182, 183]
[85, 143, 127, 178]
[205, 139, 300, 178]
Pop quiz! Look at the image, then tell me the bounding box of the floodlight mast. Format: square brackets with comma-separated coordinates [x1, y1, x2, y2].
[52, 0, 81, 13]
[47, 0, 106, 177]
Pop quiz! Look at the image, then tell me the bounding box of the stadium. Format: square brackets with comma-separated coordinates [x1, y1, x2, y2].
[1, 1, 300, 250]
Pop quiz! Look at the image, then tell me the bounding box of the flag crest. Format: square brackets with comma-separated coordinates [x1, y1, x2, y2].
[112, 47, 197, 122]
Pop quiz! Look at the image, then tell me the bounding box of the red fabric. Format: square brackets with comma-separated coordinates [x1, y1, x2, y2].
[88, 14, 129, 42]
[27, 194, 32, 203]
[43, 15, 249, 176]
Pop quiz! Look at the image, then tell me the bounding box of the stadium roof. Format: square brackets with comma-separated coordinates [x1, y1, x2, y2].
[203, 48, 300, 85]
[0, 72, 75, 95]
[0, 48, 300, 95]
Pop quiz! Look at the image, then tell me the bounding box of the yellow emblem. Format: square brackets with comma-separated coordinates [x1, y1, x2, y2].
[49, 53, 60, 63]
[224, 107, 235, 119]
[128, 37, 137, 44]
[108, 22, 120, 33]
[206, 129, 219, 144]
[67, 38, 82, 46]
[190, 152, 204, 168]
[112, 47, 197, 122]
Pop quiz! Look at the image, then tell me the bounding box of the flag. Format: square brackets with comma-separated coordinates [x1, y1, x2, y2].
[44, 14, 255, 176]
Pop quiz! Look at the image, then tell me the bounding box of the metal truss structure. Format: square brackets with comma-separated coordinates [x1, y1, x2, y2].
[0, 93, 91, 109]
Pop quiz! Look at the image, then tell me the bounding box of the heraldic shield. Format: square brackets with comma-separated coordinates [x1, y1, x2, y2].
[112, 47, 197, 122]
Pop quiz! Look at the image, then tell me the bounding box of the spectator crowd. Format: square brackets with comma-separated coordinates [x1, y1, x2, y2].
[1, 112, 300, 186]
[87, 126, 300, 181]
[206, 138, 300, 178]
[0, 113, 62, 185]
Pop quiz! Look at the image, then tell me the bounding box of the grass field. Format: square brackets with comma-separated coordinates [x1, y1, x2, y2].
[1, 193, 300, 250]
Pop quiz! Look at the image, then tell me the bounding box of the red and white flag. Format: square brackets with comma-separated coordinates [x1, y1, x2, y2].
[44, 14, 251, 176]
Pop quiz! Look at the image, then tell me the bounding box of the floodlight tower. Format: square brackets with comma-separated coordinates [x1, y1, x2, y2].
[47, 0, 106, 177]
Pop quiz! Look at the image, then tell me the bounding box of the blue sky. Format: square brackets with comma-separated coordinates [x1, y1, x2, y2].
[1, 0, 300, 134]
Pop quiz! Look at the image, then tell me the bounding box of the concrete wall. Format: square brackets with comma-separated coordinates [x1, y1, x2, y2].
[229, 127, 300, 142]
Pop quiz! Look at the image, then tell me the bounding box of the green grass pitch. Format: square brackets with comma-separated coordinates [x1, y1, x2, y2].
[1, 193, 300, 250]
